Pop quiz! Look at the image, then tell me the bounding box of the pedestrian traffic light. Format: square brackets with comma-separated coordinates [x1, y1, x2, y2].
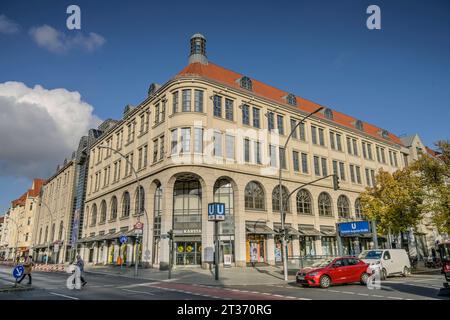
[333, 174, 340, 190]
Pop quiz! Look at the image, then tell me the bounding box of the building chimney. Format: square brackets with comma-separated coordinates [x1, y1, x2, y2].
[188, 33, 207, 65]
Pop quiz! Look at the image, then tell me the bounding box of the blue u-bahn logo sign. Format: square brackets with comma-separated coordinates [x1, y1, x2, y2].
[338, 221, 371, 236]
[208, 203, 225, 221]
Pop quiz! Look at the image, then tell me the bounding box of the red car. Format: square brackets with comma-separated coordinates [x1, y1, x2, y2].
[296, 256, 370, 288]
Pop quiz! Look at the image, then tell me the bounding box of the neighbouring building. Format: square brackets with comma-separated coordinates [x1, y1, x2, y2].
[0, 215, 5, 259]
[2, 179, 44, 260]
[79, 34, 443, 269]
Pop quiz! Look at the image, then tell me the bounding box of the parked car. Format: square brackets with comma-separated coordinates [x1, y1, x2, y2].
[296, 257, 370, 288]
[359, 249, 411, 280]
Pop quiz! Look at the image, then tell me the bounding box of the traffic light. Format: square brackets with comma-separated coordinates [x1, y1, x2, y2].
[333, 174, 340, 190]
[167, 229, 173, 240]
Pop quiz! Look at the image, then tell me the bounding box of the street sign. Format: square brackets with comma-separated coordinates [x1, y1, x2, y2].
[208, 203, 225, 221]
[13, 265, 24, 279]
[119, 235, 128, 244]
[338, 221, 371, 236]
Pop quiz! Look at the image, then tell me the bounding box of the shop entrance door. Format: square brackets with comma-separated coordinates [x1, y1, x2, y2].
[175, 241, 202, 265]
[246, 235, 266, 264]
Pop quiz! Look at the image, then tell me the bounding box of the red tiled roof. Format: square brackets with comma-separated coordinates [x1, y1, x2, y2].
[177, 62, 403, 146]
[425, 146, 439, 157]
[11, 178, 44, 208]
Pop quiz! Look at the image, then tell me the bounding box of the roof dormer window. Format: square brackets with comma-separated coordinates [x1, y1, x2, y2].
[355, 120, 364, 131]
[324, 108, 333, 120]
[240, 76, 253, 91]
[381, 130, 389, 139]
[286, 93, 297, 106]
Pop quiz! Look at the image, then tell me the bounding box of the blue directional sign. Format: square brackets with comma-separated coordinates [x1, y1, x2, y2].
[119, 235, 128, 244]
[208, 203, 225, 221]
[338, 221, 371, 236]
[12, 265, 24, 279]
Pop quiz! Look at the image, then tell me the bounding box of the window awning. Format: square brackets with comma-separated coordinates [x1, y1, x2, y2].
[298, 225, 321, 237]
[246, 222, 275, 235]
[320, 226, 336, 237]
[273, 224, 300, 236]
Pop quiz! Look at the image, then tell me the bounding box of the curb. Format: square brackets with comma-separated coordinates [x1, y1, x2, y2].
[0, 285, 34, 293]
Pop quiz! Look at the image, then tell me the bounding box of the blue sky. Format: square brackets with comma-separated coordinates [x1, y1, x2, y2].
[0, 0, 449, 214]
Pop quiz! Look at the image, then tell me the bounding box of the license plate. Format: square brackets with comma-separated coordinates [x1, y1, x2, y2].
[297, 276, 305, 280]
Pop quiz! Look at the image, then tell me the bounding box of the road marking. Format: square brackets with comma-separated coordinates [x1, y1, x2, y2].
[341, 291, 355, 295]
[357, 293, 369, 296]
[387, 296, 403, 300]
[48, 292, 79, 300]
[121, 289, 155, 296]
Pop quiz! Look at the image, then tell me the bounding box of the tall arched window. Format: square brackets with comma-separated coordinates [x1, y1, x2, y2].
[90, 204, 97, 226]
[355, 198, 363, 219]
[39, 227, 42, 244]
[110, 196, 118, 220]
[296, 189, 312, 215]
[214, 178, 235, 236]
[100, 200, 107, 223]
[85, 206, 89, 228]
[240, 76, 253, 91]
[272, 185, 290, 212]
[244, 181, 265, 210]
[122, 191, 130, 217]
[318, 192, 333, 216]
[51, 223, 56, 242]
[58, 221, 64, 240]
[152, 182, 163, 265]
[337, 195, 350, 218]
[44, 226, 48, 243]
[135, 186, 145, 215]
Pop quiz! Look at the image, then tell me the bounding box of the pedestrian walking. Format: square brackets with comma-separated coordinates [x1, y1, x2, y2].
[75, 254, 87, 287]
[17, 255, 34, 285]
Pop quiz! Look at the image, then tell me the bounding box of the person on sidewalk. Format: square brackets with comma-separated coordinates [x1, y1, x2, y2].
[17, 255, 34, 285]
[75, 255, 87, 287]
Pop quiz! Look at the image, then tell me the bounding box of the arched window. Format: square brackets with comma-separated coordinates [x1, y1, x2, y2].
[39, 227, 42, 244]
[324, 108, 333, 120]
[355, 120, 363, 131]
[244, 181, 265, 210]
[318, 192, 333, 216]
[100, 200, 107, 223]
[337, 195, 350, 218]
[272, 185, 290, 212]
[214, 178, 235, 236]
[44, 226, 48, 243]
[110, 196, 118, 220]
[355, 198, 363, 219]
[134, 186, 145, 215]
[296, 189, 312, 215]
[286, 93, 297, 106]
[152, 182, 163, 265]
[122, 191, 130, 217]
[240, 76, 253, 91]
[84, 206, 89, 228]
[58, 221, 64, 240]
[51, 223, 55, 242]
[90, 204, 97, 226]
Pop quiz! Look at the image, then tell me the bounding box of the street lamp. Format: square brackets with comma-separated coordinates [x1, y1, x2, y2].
[278, 106, 324, 281]
[98, 145, 149, 277]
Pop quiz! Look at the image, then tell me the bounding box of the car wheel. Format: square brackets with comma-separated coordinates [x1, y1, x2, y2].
[360, 272, 369, 285]
[381, 268, 387, 281]
[319, 275, 331, 289]
[402, 266, 410, 277]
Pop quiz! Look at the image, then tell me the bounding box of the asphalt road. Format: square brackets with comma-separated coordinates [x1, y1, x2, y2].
[0, 266, 448, 300]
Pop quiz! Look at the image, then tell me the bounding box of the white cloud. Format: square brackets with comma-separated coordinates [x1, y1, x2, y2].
[29, 25, 105, 53]
[0, 14, 20, 34]
[0, 81, 102, 178]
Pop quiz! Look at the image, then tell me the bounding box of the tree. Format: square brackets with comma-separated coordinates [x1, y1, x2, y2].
[360, 168, 426, 235]
[410, 140, 450, 234]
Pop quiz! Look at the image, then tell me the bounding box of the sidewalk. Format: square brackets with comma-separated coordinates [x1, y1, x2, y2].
[84, 264, 292, 286]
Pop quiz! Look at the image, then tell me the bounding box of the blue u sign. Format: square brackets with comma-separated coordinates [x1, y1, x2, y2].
[339, 221, 371, 236]
[208, 202, 225, 221]
[13, 265, 24, 279]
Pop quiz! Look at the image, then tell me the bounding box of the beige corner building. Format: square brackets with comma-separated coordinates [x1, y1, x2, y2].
[32, 159, 77, 264]
[80, 34, 443, 269]
[2, 179, 44, 260]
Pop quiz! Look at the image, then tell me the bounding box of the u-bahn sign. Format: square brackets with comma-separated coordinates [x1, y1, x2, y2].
[338, 221, 371, 236]
[208, 203, 225, 221]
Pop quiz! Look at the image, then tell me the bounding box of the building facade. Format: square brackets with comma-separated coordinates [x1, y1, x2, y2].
[80, 34, 420, 269]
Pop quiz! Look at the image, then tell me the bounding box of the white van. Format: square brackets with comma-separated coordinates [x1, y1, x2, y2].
[358, 249, 411, 280]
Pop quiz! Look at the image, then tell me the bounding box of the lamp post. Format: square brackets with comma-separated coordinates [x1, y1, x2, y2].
[98, 145, 149, 278]
[39, 200, 55, 265]
[278, 106, 324, 281]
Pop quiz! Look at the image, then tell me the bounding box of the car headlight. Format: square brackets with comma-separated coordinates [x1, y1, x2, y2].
[308, 272, 319, 276]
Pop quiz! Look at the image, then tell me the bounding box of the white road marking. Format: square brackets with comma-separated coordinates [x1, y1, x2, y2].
[387, 296, 404, 300]
[121, 289, 154, 296]
[48, 292, 79, 300]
